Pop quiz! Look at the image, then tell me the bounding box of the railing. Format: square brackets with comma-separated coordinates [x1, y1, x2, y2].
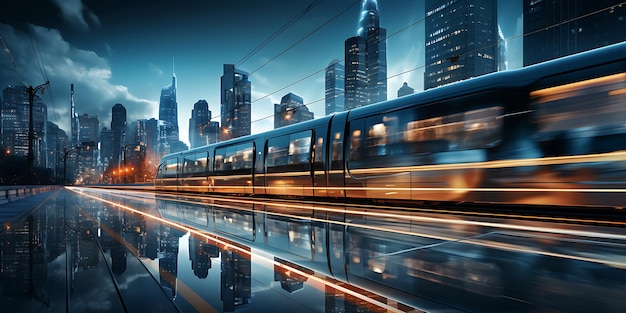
[0, 185, 59, 205]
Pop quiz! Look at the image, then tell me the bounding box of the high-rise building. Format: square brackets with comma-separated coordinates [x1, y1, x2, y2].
[159, 74, 179, 143]
[45, 121, 67, 181]
[424, 0, 498, 90]
[70, 84, 79, 148]
[110, 103, 127, 167]
[344, 0, 387, 110]
[188, 100, 211, 149]
[523, 0, 626, 66]
[1, 86, 47, 166]
[397, 82, 415, 97]
[100, 127, 114, 167]
[221, 64, 251, 141]
[77, 113, 99, 182]
[274, 93, 314, 129]
[325, 60, 345, 115]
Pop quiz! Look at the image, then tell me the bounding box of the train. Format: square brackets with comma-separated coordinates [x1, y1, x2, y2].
[156, 41, 626, 209]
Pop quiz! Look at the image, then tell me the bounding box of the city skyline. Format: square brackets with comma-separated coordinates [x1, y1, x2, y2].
[0, 0, 523, 147]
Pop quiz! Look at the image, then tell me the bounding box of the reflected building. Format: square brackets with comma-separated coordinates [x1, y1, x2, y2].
[220, 247, 251, 312]
[523, 0, 626, 66]
[274, 92, 314, 129]
[345, 0, 387, 109]
[158, 225, 185, 300]
[221, 64, 251, 141]
[325, 60, 345, 115]
[424, 0, 498, 89]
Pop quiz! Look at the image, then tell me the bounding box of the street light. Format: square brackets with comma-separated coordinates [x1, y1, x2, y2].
[27, 81, 49, 183]
[63, 141, 95, 185]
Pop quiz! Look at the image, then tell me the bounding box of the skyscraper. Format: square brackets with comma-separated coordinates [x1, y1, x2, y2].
[344, 0, 387, 110]
[424, 0, 498, 90]
[188, 99, 211, 149]
[274, 92, 314, 129]
[110, 103, 127, 167]
[523, 0, 626, 66]
[325, 60, 345, 115]
[397, 82, 415, 97]
[221, 64, 251, 141]
[159, 73, 179, 143]
[1, 86, 47, 166]
[70, 84, 79, 148]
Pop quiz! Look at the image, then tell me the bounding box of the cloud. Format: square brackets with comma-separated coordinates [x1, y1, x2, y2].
[149, 63, 164, 76]
[0, 23, 158, 133]
[51, 0, 100, 31]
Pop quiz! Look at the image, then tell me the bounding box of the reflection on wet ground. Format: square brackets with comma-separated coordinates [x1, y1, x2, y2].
[1, 187, 625, 312]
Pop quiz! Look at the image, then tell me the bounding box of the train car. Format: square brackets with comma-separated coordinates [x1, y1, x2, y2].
[156, 41, 626, 208]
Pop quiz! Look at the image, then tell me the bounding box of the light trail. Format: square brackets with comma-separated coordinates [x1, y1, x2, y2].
[71, 187, 626, 269]
[67, 187, 420, 313]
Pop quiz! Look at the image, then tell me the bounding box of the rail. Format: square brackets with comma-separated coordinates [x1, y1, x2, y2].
[0, 185, 60, 205]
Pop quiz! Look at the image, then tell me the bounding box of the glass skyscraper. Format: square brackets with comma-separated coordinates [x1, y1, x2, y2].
[221, 64, 251, 141]
[523, 0, 626, 66]
[274, 92, 314, 129]
[424, 0, 498, 90]
[188, 99, 212, 149]
[344, 0, 387, 110]
[325, 60, 345, 115]
[159, 74, 179, 143]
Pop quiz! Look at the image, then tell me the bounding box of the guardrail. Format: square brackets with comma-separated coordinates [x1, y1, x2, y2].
[0, 185, 59, 205]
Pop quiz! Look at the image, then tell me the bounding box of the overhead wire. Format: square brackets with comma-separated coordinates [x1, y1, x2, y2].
[239, 1, 626, 128]
[0, 35, 28, 86]
[236, 0, 323, 67]
[27, 24, 60, 123]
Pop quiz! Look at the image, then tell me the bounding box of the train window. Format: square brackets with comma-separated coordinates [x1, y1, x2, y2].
[531, 72, 626, 137]
[288, 131, 311, 165]
[331, 130, 343, 169]
[182, 152, 208, 177]
[267, 136, 289, 168]
[164, 158, 178, 178]
[403, 106, 502, 151]
[349, 106, 502, 169]
[214, 143, 254, 174]
[267, 131, 312, 172]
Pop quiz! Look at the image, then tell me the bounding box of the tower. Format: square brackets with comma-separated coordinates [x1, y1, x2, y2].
[188, 100, 211, 149]
[221, 64, 251, 141]
[344, 0, 387, 110]
[325, 60, 345, 115]
[159, 72, 178, 143]
[110, 103, 127, 167]
[70, 84, 79, 147]
[424, 0, 498, 89]
[274, 92, 313, 129]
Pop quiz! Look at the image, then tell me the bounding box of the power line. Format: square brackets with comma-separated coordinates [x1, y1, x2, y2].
[0, 35, 28, 86]
[27, 24, 60, 124]
[236, 0, 323, 67]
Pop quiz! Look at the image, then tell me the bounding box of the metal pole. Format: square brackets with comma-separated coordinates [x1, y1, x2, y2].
[27, 81, 49, 183]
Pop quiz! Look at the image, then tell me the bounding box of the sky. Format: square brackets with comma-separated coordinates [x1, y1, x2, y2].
[0, 0, 522, 147]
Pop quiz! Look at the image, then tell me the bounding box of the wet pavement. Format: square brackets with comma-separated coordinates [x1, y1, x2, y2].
[1, 187, 626, 312]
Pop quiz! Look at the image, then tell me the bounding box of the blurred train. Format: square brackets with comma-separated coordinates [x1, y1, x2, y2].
[156, 42, 626, 208]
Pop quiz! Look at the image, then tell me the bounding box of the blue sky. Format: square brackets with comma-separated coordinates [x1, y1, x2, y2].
[0, 0, 522, 146]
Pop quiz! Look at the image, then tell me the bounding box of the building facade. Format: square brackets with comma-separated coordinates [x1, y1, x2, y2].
[523, 0, 626, 66]
[397, 82, 415, 97]
[1, 85, 47, 166]
[110, 103, 127, 168]
[344, 0, 387, 110]
[325, 60, 345, 115]
[188, 100, 211, 149]
[159, 74, 179, 143]
[274, 93, 314, 129]
[424, 0, 498, 90]
[221, 64, 251, 141]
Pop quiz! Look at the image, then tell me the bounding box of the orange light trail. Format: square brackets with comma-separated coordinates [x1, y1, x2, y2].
[67, 187, 420, 313]
[71, 187, 626, 269]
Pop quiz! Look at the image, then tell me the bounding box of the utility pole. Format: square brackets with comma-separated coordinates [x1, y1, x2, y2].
[28, 81, 49, 183]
